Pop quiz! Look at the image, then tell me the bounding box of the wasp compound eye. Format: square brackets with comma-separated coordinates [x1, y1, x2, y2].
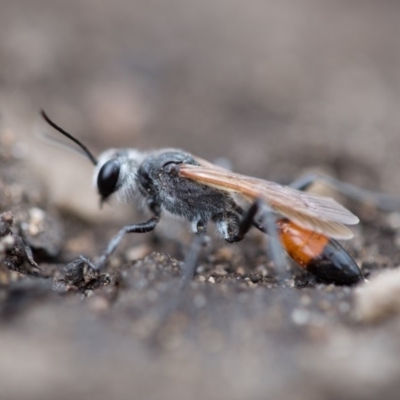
[97, 160, 120, 198]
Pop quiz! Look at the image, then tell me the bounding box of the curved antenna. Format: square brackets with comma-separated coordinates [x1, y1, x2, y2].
[40, 110, 98, 166]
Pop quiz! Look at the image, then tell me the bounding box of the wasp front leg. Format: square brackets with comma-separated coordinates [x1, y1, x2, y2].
[95, 215, 160, 270]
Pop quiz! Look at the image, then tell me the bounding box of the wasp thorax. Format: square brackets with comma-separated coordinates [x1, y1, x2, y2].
[97, 159, 120, 199]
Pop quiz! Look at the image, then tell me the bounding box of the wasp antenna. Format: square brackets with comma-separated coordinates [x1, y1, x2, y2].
[40, 110, 98, 166]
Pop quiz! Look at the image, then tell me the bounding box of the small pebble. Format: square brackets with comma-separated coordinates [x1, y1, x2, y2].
[291, 308, 310, 325]
[236, 266, 246, 276]
[125, 244, 151, 262]
[386, 212, 400, 230]
[355, 268, 400, 322]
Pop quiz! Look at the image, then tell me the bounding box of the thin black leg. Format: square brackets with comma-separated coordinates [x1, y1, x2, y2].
[230, 200, 288, 280]
[289, 172, 400, 211]
[226, 200, 261, 243]
[257, 203, 289, 280]
[180, 234, 208, 288]
[95, 215, 160, 270]
[179, 220, 209, 284]
[288, 173, 321, 191]
[148, 224, 209, 342]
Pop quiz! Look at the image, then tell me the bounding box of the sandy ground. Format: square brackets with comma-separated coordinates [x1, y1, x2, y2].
[1, 1, 400, 399]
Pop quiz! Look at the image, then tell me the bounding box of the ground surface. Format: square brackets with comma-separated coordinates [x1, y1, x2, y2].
[1, 1, 400, 399]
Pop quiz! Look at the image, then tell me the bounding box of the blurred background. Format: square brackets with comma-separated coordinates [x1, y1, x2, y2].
[1, 0, 400, 219]
[2, 1, 400, 400]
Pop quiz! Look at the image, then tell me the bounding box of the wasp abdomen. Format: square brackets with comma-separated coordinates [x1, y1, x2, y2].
[277, 220, 363, 285]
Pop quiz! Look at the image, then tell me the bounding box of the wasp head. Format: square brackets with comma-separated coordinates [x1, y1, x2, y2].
[95, 149, 146, 204]
[40, 111, 146, 206]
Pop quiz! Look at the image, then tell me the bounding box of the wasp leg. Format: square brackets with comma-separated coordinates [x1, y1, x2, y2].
[180, 235, 208, 286]
[225, 201, 260, 243]
[147, 222, 208, 345]
[289, 172, 400, 211]
[95, 216, 160, 270]
[180, 220, 209, 285]
[258, 204, 290, 280]
[229, 200, 289, 280]
[78, 255, 97, 270]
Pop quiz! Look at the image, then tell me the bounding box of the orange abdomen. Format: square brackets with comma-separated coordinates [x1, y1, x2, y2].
[277, 219, 363, 285]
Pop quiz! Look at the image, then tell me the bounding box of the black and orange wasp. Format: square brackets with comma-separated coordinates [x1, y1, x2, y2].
[41, 110, 400, 285]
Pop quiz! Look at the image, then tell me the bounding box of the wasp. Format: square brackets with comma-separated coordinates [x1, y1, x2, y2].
[41, 111, 398, 285]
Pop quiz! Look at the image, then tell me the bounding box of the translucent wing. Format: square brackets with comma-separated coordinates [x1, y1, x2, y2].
[180, 162, 359, 240]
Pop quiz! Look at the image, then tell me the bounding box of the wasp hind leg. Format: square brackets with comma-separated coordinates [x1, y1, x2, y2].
[225, 200, 290, 282]
[223, 200, 260, 243]
[289, 172, 400, 211]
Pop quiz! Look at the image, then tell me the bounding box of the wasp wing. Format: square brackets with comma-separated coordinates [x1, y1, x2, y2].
[179, 164, 359, 240]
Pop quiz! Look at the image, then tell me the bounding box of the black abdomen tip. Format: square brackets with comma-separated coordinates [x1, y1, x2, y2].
[306, 240, 364, 285]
